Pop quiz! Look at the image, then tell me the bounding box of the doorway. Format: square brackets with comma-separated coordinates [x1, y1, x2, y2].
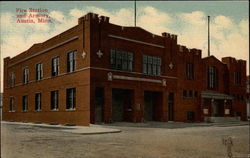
[95, 87, 104, 123]
[168, 92, 174, 121]
[144, 91, 162, 121]
[112, 89, 133, 122]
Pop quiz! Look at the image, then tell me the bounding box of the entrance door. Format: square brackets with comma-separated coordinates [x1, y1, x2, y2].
[95, 87, 104, 123]
[168, 92, 174, 121]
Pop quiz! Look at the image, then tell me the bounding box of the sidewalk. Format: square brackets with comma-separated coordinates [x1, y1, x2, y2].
[1, 121, 121, 135]
[102, 121, 249, 129]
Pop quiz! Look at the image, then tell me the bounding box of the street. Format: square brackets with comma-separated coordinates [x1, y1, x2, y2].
[1, 122, 249, 158]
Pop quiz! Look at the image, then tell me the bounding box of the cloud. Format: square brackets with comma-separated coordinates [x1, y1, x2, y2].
[239, 19, 249, 36]
[137, 6, 173, 34]
[180, 11, 206, 25]
[214, 15, 233, 29]
[49, 11, 65, 23]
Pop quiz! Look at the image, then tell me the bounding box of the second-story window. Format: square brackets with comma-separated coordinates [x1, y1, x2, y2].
[35, 93, 41, 111]
[143, 55, 161, 76]
[207, 66, 217, 89]
[9, 72, 15, 88]
[234, 72, 241, 85]
[52, 57, 59, 76]
[36, 63, 43, 80]
[110, 49, 133, 72]
[23, 67, 29, 84]
[186, 63, 194, 80]
[67, 51, 76, 73]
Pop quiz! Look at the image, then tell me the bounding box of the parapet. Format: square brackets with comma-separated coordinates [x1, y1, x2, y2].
[162, 32, 177, 41]
[78, 12, 109, 24]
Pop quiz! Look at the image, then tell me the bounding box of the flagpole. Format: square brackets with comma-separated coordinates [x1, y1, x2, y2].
[134, 0, 136, 27]
[208, 16, 210, 57]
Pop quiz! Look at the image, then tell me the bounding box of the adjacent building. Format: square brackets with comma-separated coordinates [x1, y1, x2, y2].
[2, 13, 247, 126]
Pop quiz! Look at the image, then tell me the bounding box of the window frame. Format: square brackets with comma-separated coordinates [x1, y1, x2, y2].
[22, 95, 28, 112]
[67, 51, 76, 73]
[142, 54, 162, 76]
[9, 72, 15, 88]
[9, 97, 15, 112]
[66, 88, 76, 110]
[36, 63, 43, 81]
[207, 66, 217, 89]
[23, 67, 29, 84]
[35, 93, 41, 111]
[51, 90, 59, 110]
[234, 71, 241, 85]
[183, 90, 187, 98]
[51, 57, 59, 77]
[186, 62, 194, 80]
[110, 49, 133, 72]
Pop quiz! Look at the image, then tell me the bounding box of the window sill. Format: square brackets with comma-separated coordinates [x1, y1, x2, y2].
[66, 108, 76, 111]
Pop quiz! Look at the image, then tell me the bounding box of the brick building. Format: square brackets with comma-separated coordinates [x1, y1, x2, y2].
[2, 13, 247, 126]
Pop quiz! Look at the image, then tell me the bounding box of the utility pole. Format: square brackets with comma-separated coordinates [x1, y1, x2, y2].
[208, 16, 210, 57]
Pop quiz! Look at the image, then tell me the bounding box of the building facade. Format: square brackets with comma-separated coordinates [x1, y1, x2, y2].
[2, 13, 247, 126]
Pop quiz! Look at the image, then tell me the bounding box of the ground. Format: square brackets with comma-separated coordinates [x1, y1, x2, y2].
[1, 122, 249, 158]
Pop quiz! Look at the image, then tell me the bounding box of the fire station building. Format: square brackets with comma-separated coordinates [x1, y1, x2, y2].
[3, 13, 247, 126]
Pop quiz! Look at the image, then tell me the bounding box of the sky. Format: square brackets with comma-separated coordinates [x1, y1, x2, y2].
[0, 1, 249, 92]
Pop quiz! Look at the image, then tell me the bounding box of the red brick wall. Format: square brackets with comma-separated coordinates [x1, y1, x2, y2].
[3, 19, 91, 126]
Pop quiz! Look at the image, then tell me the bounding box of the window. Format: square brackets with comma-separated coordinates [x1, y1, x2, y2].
[66, 88, 76, 110]
[51, 90, 58, 110]
[23, 67, 29, 84]
[186, 63, 194, 80]
[234, 72, 241, 85]
[189, 90, 193, 98]
[67, 51, 76, 72]
[187, 111, 195, 122]
[194, 91, 198, 98]
[110, 49, 133, 72]
[183, 90, 187, 98]
[9, 97, 15, 112]
[240, 95, 244, 101]
[142, 55, 161, 76]
[36, 63, 43, 80]
[35, 93, 41, 111]
[22, 95, 28, 112]
[9, 72, 15, 88]
[52, 57, 59, 76]
[207, 66, 217, 89]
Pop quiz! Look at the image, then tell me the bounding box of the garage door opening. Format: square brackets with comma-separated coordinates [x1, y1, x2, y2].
[144, 91, 162, 121]
[112, 89, 133, 122]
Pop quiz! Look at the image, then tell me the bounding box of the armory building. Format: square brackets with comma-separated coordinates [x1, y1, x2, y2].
[3, 13, 247, 126]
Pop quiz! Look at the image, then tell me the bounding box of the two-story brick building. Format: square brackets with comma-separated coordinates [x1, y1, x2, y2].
[2, 13, 247, 126]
